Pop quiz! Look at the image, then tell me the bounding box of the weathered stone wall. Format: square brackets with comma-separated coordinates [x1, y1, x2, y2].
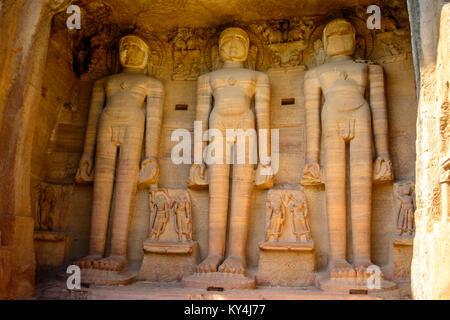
[36, 1, 418, 277]
[408, 0, 450, 300]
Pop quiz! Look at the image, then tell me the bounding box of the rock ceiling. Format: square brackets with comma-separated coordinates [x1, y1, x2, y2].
[72, 0, 406, 32]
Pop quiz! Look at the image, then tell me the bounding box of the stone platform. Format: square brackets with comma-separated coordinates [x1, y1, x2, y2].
[182, 272, 256, 290]
[316, 272, 398, 294]
[138, 241, 199, 282]
[79, 268, 137, 286]
[257, 241, 316, 286]
[35, 279, 412, 300]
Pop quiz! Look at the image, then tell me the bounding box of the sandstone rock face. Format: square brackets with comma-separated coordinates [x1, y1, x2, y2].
[408, 0, 450, 300]
[2, 0, 447, 300]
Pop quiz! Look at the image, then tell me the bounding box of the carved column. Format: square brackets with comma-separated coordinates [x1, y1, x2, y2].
[0, 0, 72, 299]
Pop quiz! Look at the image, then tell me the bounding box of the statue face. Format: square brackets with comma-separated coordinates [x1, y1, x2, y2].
[219, 28, 249, 62]
[119, 36, 149, 69]
[323, 19, 356, 57]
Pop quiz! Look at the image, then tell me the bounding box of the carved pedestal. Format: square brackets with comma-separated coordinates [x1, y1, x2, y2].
[138, 189, 199, 282]
[34, 231, 69, 271]
[391, 236, 413, 281]
[257, 189, 316, 286]
[257, 243, 316, 287]
[138, 240, 199, 282]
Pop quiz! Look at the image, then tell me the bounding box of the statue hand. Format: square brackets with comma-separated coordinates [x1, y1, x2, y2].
[138, 157, 160, 189]
[254, 163, 274, 189]
[301, 161, 323, 186]
[373, 154, 394, 184]
[187, 163, 208, 190]
[75, 153, 94, 184]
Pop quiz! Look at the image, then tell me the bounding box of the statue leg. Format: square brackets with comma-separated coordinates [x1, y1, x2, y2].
[324, 123, 355, 278]
[94, 123, 143, 272]
[76, 128, 117, 269]
[219, 164, 254, 274]
[350, 119, 376, 278]
[196, 163, 230, 273]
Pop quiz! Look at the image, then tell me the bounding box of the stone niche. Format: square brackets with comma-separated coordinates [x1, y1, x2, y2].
[32, 0, 417, 296]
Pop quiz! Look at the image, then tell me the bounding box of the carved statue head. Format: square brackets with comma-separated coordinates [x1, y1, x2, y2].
[399, 183, 414, 196]
[323, 19, 356, 57]
[219, 27, 250, 62]
[119, 35, 150, 69]
[154, 191, 168, 205]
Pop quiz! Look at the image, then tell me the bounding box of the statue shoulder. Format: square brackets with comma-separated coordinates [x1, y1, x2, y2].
[147, 77, 164, 92]
[197, 73, 212, 87]
[93, 76, 108, 88]
[255, 70, 269, 84]
[305, 67, 319, 80]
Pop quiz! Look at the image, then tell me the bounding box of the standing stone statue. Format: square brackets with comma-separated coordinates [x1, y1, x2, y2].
[149, 191, 171, 241]
[301, 19, 393, 279]
[288, 193, 312, 242]
[75, 35, 164, 273]
[394, 182, 415, 236]
[172, 193, 193, 242]
[189, 27, 272, 275]
[265, 193, 286, 242]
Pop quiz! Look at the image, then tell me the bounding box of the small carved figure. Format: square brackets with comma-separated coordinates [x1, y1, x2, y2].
[172, 193, 193, 242]
[287, 194, 312, 242]
[394, 182, 416, 236]
[36, 184, 58, 231]
[265, 193, 286, 242]
[149, 192, 171, 241]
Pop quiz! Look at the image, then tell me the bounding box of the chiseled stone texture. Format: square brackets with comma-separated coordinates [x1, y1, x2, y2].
[0, 0, 428, 299]
[46, 0, 418, 276]
[408, 0, 450, 300]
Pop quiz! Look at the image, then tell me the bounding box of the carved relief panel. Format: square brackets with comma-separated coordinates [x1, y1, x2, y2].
[393, 181, 416, 237]
[34, 182, 73, 232]
[260, 189, 313, 251]
[147, 189, 194, 247]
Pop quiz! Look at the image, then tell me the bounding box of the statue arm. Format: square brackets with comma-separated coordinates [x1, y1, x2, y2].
[301, 69, 323, 186]
[75, 79, 105, 183]
[145, 80, 165, 160]
[304, 69, 321, 163]
[369, 64, 394, 183]
[83, 78, 106, 156]
[186, 201, 192, 220]
[187, 74, 211, 189]
[196, 74, 213, 155]
[369, 64, 390, 157]
[138, 80, 164, 188]
[255, 72, 271, 163]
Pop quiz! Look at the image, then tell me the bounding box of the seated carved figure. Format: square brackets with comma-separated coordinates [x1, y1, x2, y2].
[75, 35, 164, 272]
[302, 19, 393, 279]
[189, 27, 273, 275]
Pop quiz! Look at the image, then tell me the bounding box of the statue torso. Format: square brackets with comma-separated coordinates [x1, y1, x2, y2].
[316, 60, 369, 112]
[103, 73, 152, 119]
[209, 68, 259, 116]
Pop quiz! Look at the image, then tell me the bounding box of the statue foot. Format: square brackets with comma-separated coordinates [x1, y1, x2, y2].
[329, 259, 356, 279]
[354, 259, 383, 280]
[74, 254, 103, 269]
[218, 255, 246, 274]
[196, 255, 223, 273]
[92, 255, 128, 272]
